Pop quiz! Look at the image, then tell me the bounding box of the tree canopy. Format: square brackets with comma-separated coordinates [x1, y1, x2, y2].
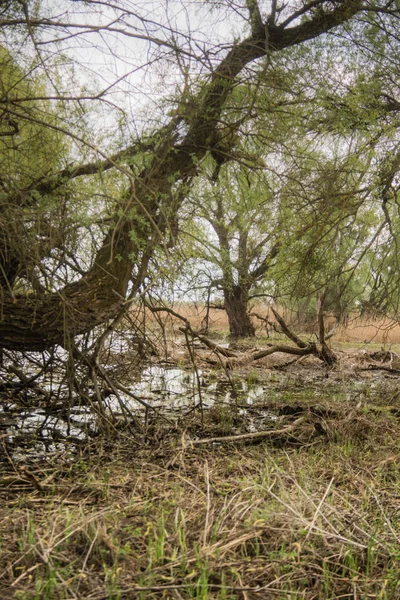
[1, 0, 400, 350]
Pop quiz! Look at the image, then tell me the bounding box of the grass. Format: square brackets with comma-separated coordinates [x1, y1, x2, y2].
[3, 400, 400, 599]
[3, 336, 400, 599]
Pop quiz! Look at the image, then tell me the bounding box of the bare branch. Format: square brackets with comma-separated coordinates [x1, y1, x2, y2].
[270, 307, 308, 348]
[184, 416, 305, 446]
[246, 0, 263, 36]
[317, 290, 327, 345]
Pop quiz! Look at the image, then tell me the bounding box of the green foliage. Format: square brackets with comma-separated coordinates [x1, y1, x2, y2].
[2, 0, 400, 344]
[0, 47, 66, 187]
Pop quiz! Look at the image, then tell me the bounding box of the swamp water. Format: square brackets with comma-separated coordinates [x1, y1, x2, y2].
[0, 360, 388, 462]
[1, 365, 275, 460]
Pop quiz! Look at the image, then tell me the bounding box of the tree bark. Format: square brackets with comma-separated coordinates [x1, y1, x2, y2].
[224, 285, 255, 338]
[0, 221, 135, 351]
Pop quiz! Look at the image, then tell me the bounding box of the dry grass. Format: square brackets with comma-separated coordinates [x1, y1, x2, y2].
[2, 402, 400, 599]
[3, 314, 400, 598]
[166, 302, 400, 345]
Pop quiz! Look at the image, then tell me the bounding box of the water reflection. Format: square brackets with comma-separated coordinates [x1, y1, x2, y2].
[1, 362, 369, 461]
[1, 364, 276, 459]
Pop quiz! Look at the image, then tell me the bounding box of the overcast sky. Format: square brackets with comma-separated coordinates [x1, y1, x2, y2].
[23, 1, 247, 135]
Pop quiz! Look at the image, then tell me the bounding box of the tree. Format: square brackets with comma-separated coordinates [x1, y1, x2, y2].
[181, 164, 280, 338]
[0, 47, 70, 291]
[177, 43, 377, 338]
[0, 0, 398, 351]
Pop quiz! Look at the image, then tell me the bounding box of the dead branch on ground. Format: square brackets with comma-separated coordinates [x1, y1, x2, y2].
[183, 416, 305, 446]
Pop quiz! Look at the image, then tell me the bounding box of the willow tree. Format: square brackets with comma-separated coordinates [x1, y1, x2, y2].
[180, 163, 280, 338]
[0, 0, 398, 352]
[177, 41, 376, 339]
[273, 33, 400, 323]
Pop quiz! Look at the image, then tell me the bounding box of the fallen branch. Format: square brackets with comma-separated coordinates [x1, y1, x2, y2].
[205, 343, 321, 368]
[180, 328, 237, 358]
[272, 356, 306, 369]
[251, 343, 317, 361]
[185, 416, 305, 445]
[358, 365, 400, 374]
[144, 302, 237, 358]
[270, 307, 308, 348]
[249, 307, 337, 366]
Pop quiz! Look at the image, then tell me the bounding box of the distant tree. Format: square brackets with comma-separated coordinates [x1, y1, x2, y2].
[182, 164, 279, 337]
[176, 49, 377, 338]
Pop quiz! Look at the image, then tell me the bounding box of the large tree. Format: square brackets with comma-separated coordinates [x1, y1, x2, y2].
[177, 47, 381, 338]
[0, 0, 398, 351]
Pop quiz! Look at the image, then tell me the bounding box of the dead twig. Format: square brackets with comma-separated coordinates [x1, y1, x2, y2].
[184, 417, 305, 446]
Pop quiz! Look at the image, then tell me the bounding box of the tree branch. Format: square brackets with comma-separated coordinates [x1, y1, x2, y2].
[249, 242, 281, 281]
[184, 416, 305, 446]
[246, 0, 263, 36]
[270, 307, 308, 348]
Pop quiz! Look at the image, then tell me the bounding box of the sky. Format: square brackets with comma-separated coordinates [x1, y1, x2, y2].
[25, 1, 248, 138]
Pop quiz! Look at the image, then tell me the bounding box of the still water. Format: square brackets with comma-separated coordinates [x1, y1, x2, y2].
[1, 363, 276, 460]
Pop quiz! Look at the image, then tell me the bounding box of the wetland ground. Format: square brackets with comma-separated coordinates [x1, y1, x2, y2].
[2, 332, 400, 599]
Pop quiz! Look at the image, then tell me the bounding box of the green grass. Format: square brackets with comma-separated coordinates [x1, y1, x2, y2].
[3, 372, 400, 599]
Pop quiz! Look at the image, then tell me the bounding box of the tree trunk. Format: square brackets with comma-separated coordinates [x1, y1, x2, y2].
[224, 286, 255, 338]
[0, 221, 136, 351]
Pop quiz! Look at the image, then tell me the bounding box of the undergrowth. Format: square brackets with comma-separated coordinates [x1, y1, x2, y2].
[2, 404, 400, 599]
